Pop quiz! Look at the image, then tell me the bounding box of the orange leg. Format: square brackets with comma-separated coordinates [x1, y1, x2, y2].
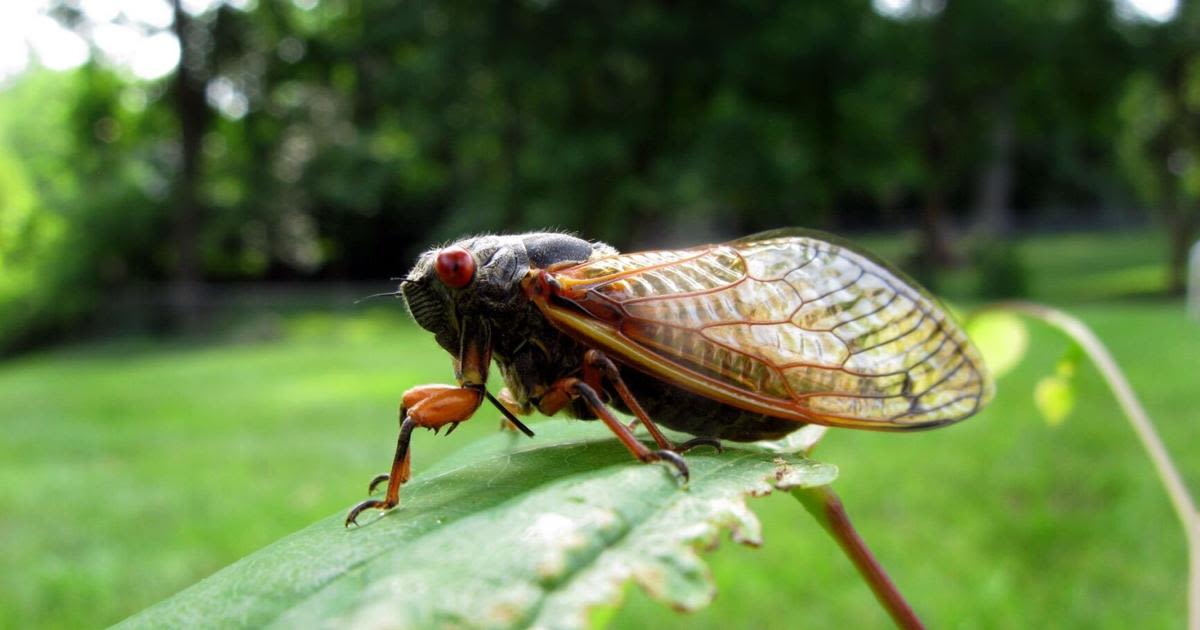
[582, 350, 722, 455]
[345, 384, 483, 526]
[545, 376, 690, 481]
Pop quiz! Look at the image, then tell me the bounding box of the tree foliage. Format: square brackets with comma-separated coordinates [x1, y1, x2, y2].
[0, 0, 1190, 351]
[1115, 1, 1200, 294]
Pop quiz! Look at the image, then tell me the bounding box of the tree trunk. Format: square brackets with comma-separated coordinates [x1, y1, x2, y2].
[169, 0, 211, 331]
[1161, 54, 1198, 297]
[496, 0, 523, 231]
[1166, 210, 1199, 296]
[917, 184, 957, 268]
[915, 104, 958, 269]
[974, 95, 1015, 236]
[914, 11, 958, 269]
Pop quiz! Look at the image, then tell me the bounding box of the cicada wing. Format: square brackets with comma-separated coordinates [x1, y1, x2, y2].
[538, 229, 993, 430]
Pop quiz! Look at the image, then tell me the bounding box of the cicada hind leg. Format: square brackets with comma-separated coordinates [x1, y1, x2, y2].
[345, 384, 483, 527]
[581, 350, 723, 456]
[542, 376, 691, 481]
[540, 350, 722, 483]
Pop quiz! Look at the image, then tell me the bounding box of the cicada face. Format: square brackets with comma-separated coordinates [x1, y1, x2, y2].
[399, 233, 615, 355]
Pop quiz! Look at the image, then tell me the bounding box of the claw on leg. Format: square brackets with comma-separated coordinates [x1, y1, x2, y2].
[346, 498, 395, 527]
[368, 473, 390, 495]
[676, 437, 723, 454]
[641, 449, 690, 482]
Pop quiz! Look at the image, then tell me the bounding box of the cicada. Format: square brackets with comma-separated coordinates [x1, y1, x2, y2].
[346, 229, 993, 525]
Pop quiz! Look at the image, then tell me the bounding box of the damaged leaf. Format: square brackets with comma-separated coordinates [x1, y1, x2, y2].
[117, 421, 836, 630]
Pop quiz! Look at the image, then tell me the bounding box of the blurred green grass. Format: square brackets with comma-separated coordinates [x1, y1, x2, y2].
[0, 231, 1196, 628]
[857, 229, 1171, 303]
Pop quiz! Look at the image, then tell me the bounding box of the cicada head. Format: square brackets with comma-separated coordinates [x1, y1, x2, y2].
[399, 232, 615, 355]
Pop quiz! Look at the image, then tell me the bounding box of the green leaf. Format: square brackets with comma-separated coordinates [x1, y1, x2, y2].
[117, 421, 836, 630]
[965, 311, 1029, 379]
[1034, 375, 1076, 426]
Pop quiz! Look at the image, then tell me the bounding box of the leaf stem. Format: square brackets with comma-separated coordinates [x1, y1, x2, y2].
[977, 301, 1200, 629]
[795, 486, 925, 629]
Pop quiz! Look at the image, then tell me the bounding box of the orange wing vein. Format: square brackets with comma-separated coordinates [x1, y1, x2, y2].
[531, 229, 994, 430]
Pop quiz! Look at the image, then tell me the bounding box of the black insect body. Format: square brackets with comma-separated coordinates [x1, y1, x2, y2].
[346, 230, 993, 526]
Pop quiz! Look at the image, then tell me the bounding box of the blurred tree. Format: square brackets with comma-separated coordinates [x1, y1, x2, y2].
[0, 137, 62, 345]
[0, 0, 1183, 352]
[881, 0, 1132, 265]
[0, 63, 177, 350]
[1116, 3, 1200, 295]
[169, 0, 214, 329]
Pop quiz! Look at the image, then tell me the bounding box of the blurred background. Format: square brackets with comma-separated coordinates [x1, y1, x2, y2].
[1, 0, 1197, 628]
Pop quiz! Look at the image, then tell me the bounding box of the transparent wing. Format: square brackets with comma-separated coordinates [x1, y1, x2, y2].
[539, 229, 994, 429]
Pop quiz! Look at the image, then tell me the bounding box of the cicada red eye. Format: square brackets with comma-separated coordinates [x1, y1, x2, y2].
[435, 246, 475, 288]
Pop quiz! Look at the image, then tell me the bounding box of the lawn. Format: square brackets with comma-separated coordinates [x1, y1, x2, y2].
[0, 231, 1195, 628]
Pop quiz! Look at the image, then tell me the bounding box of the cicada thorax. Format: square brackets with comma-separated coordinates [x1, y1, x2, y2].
[451, 233, 619, 419]
[487, 298, 593, 418]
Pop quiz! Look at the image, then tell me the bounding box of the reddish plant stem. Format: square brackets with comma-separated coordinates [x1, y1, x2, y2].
[796, 486, 925, 630]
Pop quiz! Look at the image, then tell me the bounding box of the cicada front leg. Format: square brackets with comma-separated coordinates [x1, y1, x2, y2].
[581, 350, 723, 455]
[345, 384, 483, 527]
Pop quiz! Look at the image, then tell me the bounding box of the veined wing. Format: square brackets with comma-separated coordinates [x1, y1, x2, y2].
[535, 229, 994, 430]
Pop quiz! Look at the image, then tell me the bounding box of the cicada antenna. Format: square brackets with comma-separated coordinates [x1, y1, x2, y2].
[354, 280, 409, 305]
